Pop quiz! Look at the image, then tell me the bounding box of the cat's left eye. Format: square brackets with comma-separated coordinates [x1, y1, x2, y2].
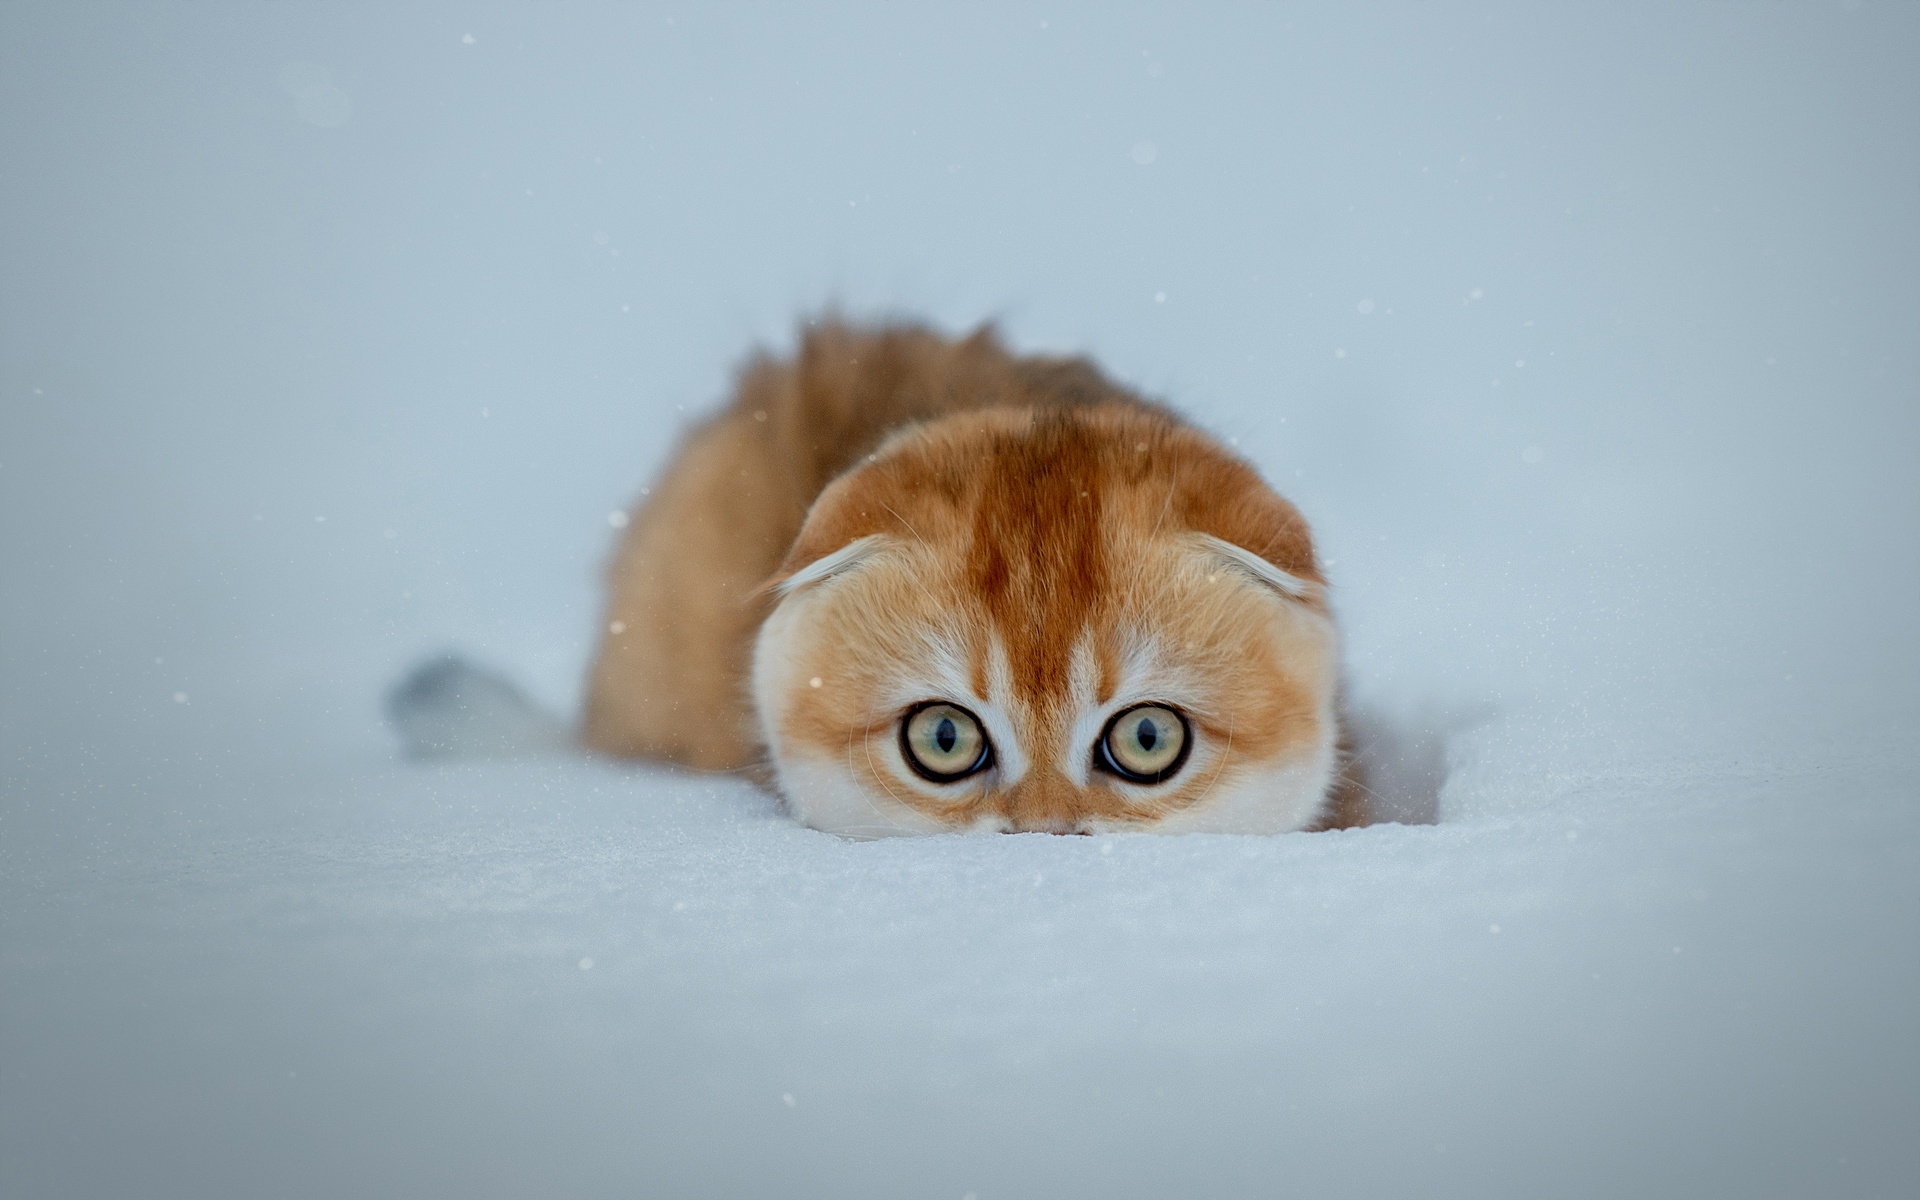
[1098, 704, 1191, 783]
[900, 702, 992, 782]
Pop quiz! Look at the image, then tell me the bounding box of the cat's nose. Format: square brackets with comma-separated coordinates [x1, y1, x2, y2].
[1004, 816, 1084, 835]
[1001, 769, 1086, 834]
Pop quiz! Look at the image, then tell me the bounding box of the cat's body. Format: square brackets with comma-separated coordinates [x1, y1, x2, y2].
[585, 318, 1363, 835]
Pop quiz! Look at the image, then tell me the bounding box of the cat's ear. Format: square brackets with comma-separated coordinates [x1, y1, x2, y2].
[1193, 533, 1320, 602]
[1160, 430, 1322, 595]
[761, 534, 887, 598]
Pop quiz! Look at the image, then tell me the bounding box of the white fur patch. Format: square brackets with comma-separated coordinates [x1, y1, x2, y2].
[776, 755, 953, 840]
[1059, 638, 1105, 788]
[978, 636, 1030, 786]
[1145, 743, 1337, 835]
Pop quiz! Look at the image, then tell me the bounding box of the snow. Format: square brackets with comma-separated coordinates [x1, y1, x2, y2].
[2, 4, 1916, 1199]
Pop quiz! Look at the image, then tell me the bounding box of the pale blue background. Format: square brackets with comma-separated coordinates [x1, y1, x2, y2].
[3, 4, 1915, 1198]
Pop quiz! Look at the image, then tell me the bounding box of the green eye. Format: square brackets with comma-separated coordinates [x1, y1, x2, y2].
[1100, 704, 1190, 782]
[901, 703, 991, 782]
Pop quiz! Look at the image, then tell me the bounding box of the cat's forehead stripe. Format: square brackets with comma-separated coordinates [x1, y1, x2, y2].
[964, 411, 1112, 704]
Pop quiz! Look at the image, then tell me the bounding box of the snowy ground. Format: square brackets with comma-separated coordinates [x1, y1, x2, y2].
[3, 5, 1916, 1198]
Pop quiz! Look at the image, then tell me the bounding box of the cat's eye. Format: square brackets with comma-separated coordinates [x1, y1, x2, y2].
[900, 702, 992, 782]
[1099, 704, 1191, 783]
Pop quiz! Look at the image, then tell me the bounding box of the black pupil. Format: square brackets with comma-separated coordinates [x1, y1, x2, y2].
[934, 717, 957, 754]
[1135, 718, 1158, 751]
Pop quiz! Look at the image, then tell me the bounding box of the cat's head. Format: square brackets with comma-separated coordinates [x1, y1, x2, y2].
[750, 404, 1339, 837]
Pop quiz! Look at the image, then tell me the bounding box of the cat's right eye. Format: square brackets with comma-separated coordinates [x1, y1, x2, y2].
[1098, 704, 1191, 784]
[900, 702, 992, 783]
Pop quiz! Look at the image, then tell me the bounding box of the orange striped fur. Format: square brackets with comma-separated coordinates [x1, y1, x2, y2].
[585, 318, 1360, 836]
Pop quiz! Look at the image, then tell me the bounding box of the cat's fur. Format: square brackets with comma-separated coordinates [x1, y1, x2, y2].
[584, 318, 1364, 836]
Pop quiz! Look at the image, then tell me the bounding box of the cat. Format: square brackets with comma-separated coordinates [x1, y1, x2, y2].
[583, 317, 1364, 836]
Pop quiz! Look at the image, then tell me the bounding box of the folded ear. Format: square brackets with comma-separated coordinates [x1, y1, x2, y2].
[1167, 441, 1324, 600]
[760, 533, 888, 598]
[1193, 533, 1319, 600]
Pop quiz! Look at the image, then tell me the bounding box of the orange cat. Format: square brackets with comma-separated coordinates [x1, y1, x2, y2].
[584, 318, 1361, 836]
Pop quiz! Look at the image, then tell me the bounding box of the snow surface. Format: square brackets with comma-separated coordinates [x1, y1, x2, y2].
[2, 4, 1916, 1198]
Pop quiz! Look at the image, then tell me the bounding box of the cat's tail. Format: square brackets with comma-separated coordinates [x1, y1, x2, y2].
[385, 654, 572, 760]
